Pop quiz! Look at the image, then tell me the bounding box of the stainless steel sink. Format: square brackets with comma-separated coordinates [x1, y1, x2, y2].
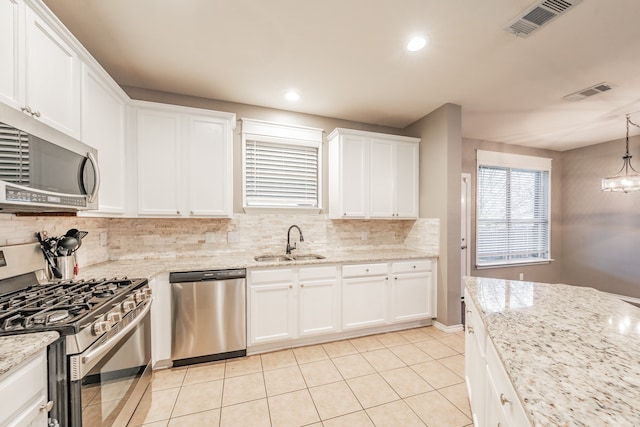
[291, 254, 326, 260]
[254, 255, 294, 262]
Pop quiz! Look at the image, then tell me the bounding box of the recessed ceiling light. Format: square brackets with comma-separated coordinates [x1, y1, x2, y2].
[407, 36, 428, 52]
[285, 90, 300, 101]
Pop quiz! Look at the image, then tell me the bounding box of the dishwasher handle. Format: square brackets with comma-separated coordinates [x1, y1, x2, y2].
[169, 268, 247, 283]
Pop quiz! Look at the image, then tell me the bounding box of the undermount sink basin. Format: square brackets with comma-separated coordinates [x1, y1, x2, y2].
[254, 255, 294, 262]
[292, 254, 326, 261]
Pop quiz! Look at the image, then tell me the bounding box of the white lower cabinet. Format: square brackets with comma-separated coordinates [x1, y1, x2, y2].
[249, 266, 340, 346]
[465, 289, 531, 427]
[342, 263, 388, 330]
[390, 260, 436, 322]
[0, 350, 48, 427]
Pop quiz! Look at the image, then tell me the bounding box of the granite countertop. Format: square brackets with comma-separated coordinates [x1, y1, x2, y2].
[465, 276, 640, 426]
[0, 332, 59, 377]
[77, 247, 438, 280]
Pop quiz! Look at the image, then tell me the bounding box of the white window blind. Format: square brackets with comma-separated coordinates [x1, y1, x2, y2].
[476, 150, 551, 267]
[242, 119, 322, 210]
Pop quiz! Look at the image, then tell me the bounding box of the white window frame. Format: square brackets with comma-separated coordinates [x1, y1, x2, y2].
[241, 118, 323, 213]
[476, 150, 552, 268]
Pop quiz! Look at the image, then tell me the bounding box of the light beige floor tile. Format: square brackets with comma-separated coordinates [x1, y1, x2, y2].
[299, 359, 343, 387]
[268, 389, 320, 427]
[332, 354, 375, 379]
[172, 380, 223, 418]
[439, 354, 465, 377]
[420, 326, 449, 338]
[221, 372, 266, 406]
[151, 368, 187, 391]
[411, 360, 464, 389]
[365, 400, 426, 427]
[398, 328, 431, 343]
[439, 383, 472, 419]
[349, 335, 385, 352]
[405, 391, 471, 427]
[346, 373, 400, 408]
[322, 339, 359, 358]
[415, 339, 458, 359]
[361, 348, 405, 372]
[261, 349, 298, 371]
[129, 388, 179, 425]
[322, 410, 374, 427]
[264, 365, 307, 396]
[168, 409, 220, 427]
[224, 355, 262, 378]
[220, 399, 270, 427]
[438, 335, 466, 353]
[389, 343, 433, 366]
[293, 344, 329, 364]
[183, 361, 225, 386]
[379, 367, 434, 398]
[309, 381, 363, 420]
[139, 422, 168, 427]
[376, 332, 410, 348]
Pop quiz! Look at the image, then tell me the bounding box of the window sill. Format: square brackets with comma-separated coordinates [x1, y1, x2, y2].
[243, 207, 322, 215]
[476, 259, 554, 269]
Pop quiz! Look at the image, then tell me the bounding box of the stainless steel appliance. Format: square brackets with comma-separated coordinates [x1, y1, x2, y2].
[0, 243, 151, 426]
[170, 269, 246, 366]
[0, 119, 100, 212]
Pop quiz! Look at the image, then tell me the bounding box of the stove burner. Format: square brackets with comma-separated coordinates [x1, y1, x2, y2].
[96, 284, 118, 292]
[33, 309, 70, 325]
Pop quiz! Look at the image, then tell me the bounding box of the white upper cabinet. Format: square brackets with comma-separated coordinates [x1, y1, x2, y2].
[81, 65, 127, 215]
[134, 101, 235, 218]
[0, 0, 81, 138]
[328, 128, 420, 219]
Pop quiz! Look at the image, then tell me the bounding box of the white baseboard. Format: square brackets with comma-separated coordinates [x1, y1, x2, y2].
[433, 321, 463, 333]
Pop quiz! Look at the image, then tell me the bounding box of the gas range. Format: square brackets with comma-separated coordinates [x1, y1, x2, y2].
[0, 276, 150, 353]
[0, 242, 153, 426]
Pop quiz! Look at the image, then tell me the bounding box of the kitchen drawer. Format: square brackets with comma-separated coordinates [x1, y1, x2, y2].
[391, 259, 431, 274]
[342, 263, 388, 278]
[249, 268, 295, 285]
[299, 265, 338, 281]
[0, 351, 47, 426]
[486, 338, 530, 427]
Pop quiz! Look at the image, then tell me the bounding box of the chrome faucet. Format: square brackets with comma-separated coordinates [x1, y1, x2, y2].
[286, 225, 304, 254]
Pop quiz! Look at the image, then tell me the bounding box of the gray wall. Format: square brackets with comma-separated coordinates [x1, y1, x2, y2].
[561, 135, 640, 298]
[461, 138, 563, 284]
[405, 104, 462, 326]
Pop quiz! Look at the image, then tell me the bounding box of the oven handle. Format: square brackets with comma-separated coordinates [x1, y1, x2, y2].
[82, 299, 152, 365]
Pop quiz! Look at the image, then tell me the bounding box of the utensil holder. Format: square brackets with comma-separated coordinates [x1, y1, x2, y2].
[55, 256, 75, 280]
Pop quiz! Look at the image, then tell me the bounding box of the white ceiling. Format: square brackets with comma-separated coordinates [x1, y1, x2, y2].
[44, 0, 640, 151]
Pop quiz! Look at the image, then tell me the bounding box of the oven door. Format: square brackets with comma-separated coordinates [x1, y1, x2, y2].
[70, 300, 152, 427]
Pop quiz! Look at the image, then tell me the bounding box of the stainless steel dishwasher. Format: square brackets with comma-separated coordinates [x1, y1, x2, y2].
[170, 268, 246, 366]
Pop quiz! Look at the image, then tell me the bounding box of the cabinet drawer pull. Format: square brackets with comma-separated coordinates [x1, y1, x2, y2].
[466, 309, 472, 314]
[467, 326, 474, 334]
[500, 393, 510, 406]
[289, 285, 292, 289]
[412, 265, 416, 269]
[365, 268, 369, 273]
[40, 401, 54, 412]
[300, 284, 304, 288]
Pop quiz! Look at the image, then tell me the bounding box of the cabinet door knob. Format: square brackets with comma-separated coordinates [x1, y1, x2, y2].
[21, 106, 32, 115]
[412, 265, 416, 269]
[365, 268, 369, 272]
[467, 326, 474, 334]
[40, 400, 54, 412]
[500, 393, 510, 406]
[289, 285, 292, 289]
[32, 110, 41, 117]
[300, 284, 304, 288]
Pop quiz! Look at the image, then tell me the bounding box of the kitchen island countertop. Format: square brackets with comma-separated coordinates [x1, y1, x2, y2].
[0, 332, 59, 377]
[465, 276, 640, 426]
[77, 247, 438, 280]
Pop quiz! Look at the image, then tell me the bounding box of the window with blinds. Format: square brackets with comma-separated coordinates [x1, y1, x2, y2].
[242, 119, 322, 210]
[476, 150, 551, 267]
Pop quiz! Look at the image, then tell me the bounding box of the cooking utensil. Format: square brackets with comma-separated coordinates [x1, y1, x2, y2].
[57, 236, 78, 256]
[65, 229, 88, 252]
[36, 232, 62, 279]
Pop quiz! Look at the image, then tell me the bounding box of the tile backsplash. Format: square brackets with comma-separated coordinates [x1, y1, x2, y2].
[0, 213, 439, 267]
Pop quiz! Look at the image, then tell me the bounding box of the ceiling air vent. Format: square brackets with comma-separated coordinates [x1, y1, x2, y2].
[504, 0, 583, 38]
[563, 82, 613, 102]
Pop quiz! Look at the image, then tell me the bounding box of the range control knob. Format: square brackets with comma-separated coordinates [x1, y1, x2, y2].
[121, 299, 136, 313]
[134, 291, 147, 304]
[93, 321, 112, 335]
[106, 311, 122, 324]
[143, 288, 153, 298]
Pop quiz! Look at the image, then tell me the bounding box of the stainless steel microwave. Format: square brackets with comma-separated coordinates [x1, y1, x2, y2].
[0, 121, 100, 213]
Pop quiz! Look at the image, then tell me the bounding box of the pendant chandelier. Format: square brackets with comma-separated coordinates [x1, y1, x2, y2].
[601, 114, 640, 193]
